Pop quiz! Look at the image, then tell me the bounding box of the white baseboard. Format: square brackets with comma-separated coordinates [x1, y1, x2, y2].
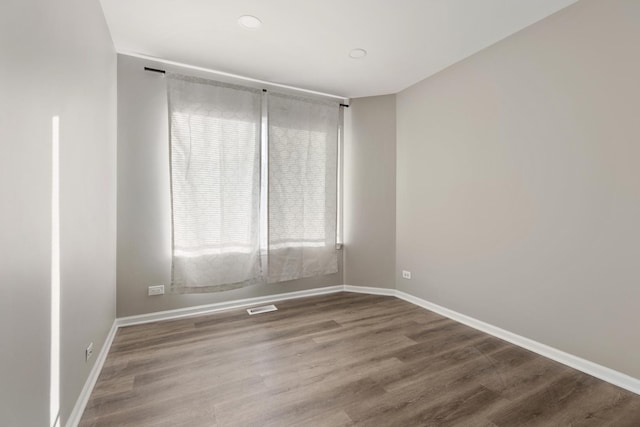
[343, 284, 395, 296]
[393, 289, 640, 396]
[65, 319, 118, 427]
[117, 285, 344, 327]
[67, 283, 639, 425]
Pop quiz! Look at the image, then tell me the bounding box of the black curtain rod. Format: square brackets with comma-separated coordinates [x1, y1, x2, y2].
[144, 67, 166, 74]
[144, 66, 348, 106]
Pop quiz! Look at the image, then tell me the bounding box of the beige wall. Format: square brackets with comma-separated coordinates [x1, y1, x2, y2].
[396, 0, 640, 379]
[344, 95, 396, 288]
[116, 54, 343, 317]
[0, 0, 117, 424]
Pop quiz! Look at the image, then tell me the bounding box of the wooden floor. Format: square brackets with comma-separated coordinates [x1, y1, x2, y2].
[80, 292, 640, 426]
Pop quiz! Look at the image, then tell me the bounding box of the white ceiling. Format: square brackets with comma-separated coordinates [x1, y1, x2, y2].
[100, 0, 578, 98]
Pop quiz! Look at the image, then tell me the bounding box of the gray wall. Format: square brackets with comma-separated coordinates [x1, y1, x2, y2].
[396, 0, 640, 379]
[0, 0, 116, 425]
[344, 96, 396, 288]
[117, 54, 343, 317]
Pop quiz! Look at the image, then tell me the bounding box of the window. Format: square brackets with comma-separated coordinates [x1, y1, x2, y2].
[167, 75, 340, 292]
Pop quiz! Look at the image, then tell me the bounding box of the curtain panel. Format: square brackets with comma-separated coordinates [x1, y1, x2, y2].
[267, 93, 339, 282]
[168, 75, 262, 292]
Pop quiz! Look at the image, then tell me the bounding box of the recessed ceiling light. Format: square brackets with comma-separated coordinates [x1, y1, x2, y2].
[238, 15, 262, 30]
[349, 48, 367, 59]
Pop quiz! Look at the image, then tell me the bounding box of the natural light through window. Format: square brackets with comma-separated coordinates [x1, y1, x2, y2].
[171, 112, 258, 257]
[168, 76, 339, 289]
[268, 126, 327, 249]
[50, 116, 60, 427]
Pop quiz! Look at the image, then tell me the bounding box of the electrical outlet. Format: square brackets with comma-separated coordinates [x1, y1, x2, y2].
[148, 285, 165, 296]
[402, 270, 412, 279]
[85, 342, 94, 362]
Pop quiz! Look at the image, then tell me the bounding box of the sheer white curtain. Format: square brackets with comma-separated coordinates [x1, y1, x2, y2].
[267, 93, 340, 282]
[168, 75, 262, 292]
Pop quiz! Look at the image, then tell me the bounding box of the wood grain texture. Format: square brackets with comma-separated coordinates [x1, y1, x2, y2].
[80, 292, 640, 426]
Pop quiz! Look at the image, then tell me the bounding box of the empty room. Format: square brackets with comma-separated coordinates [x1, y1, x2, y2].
[2, 0, 640, 425]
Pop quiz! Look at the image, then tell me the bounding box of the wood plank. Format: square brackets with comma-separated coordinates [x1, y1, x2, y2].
[79, 292, 640, 426]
